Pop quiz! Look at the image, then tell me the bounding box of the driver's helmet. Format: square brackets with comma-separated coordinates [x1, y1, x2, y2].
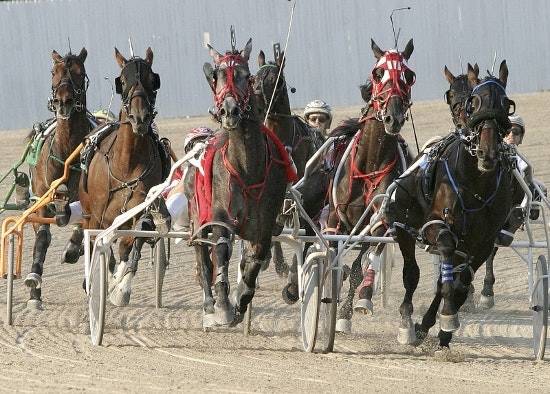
[184, 126, 215, 153]
[303, 100, 332, 128]
[92, 109, 116, 122]
[508, 114, 526, 135]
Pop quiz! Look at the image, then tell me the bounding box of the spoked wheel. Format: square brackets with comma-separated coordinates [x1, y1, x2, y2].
[319, 248, 339, 352]
[6, 233, 15, 325]
[532, 255, 548, 360]
[300, 245, 321, 352]
[154, 237, 168, 308]
[379, 243, 395, 308]
[88, 248, 108, 346]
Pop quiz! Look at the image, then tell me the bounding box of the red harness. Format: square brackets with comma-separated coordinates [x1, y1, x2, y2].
[194, 125, 297, 233]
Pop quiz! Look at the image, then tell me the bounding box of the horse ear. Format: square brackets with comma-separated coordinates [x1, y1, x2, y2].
[402, 39, 414, 61]
[241, 38, 253, 61]
[77, 47, 88, 63]
[498, 60, 508, 88]
[444, 65, 455, 84]
[467, 63, 480, 88]
[52, 50, 63, 63]
[203, 62, 214, 86]
[473, 63, 480, 77]
[145, 47, 154, 65]
[258, 50, 265, 67]
[278, 51, 285, 69]
[207, 44, 221, 63]
[115, 47, 126, 68]
[371, 39, 384, 60]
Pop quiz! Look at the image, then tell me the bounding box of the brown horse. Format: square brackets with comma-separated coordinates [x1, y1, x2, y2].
[78, 47, 166, 307]
[385, 61, 520, 349]
[189, 38, 294, 328]
[321, 39, 415, 333]
[24, 48, 94, 309]
[253, 49, 324, 278]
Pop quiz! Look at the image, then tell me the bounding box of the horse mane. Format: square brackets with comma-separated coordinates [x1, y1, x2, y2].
[329, 118, 364, 137]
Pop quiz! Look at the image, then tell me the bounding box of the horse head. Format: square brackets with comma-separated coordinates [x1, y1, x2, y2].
[48, 48, 88, 120]
[370, 38, 415, 135]
[444, 63, 478, 128]
[253, 50, 289, 120]
[114, 47, 160, 135]
[203, 38, 254, 130]
[464, 60, 515, 172]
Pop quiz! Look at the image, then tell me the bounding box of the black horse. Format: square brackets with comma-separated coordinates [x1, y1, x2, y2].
[385, 60, 521, 349]
[253, 49, 324, 278]
[188, 38, 296, 328]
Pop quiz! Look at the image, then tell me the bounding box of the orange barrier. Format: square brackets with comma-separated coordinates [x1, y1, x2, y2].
[0, 143, 83, 278]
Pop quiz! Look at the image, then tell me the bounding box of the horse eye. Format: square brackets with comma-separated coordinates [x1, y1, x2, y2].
[372, 67, 384, 82]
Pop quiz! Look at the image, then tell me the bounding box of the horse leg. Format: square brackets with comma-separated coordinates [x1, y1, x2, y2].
[395, 227, 420, 345]
[355, 242, 385, 316]
[230, 240, 265, 326]
[197, 243, 217, 329]
[212, 230, 234, 325]
[272, 241, 289, 278]
[24, 223, 51, 309]
[479, 246, 497, 309]
[336, 247, 366, 334]
[282, 238, 312, 305]
[61, 225, 84, 264]
[435, 228, 460, 332]
[109, 216, 154, 306]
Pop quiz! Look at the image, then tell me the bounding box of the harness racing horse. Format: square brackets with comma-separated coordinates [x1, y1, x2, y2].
[444, 65, 525, 310]
[253, 49, 324, 278]
[385, 60, 519, 350]
[191, 38, 295, 328]
[24, 48, 94, 309]
[322, 39, 415, 333]
[78, 47, 167, 307]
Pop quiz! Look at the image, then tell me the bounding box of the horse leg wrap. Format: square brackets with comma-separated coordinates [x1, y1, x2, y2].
[215, 264, 228, 285]
[216, 237, 233, 261]
[15, 172, 30, 210]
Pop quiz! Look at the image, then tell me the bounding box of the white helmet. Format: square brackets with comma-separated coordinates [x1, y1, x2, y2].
[508, 114, 525, 134]
[184, 126, 215, 153]
[303, 100, 332, 128]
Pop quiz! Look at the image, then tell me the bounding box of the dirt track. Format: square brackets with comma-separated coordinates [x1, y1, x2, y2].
[1, 92, 550, 393]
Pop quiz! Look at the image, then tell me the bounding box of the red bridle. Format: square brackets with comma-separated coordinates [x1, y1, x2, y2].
[210, 53, 253, 115]
[370, 50, 415, 116]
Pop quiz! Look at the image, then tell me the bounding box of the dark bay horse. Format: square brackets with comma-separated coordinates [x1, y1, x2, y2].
[78, 47, 166, 307]
[253, 49, 324, 277]
[444, 65, 525, 310]
[24, 48, 94, 309]
[385, 60, 520, 350]
[190, 38, 294, 328]
[322, 39, 415, 333]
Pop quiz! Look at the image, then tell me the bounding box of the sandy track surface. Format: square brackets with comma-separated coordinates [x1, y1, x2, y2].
[1, 92, 550, 393]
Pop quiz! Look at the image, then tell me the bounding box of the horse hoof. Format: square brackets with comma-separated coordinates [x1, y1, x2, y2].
[109, 272, 134, 307]
[24, 273, 42, 288]
[478, 294, 494, 309]
[110, 261, 129, 291]
[282, 283, 299, 305]
[353, 298, 374, 315]
[214, 305, 234, 326]
[203, 312, 216, 329]
[61, 240, 82, 264]
[26, 298, 42, 310]
[229, 310, 245, 327]
[397, 326, 416, 345]
[439, 313, 460, 332]
[335, 318, 351, 334]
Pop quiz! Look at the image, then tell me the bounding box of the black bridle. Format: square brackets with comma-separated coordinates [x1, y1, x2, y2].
[48, 55, 89, 114]
[115, 58, 160, 120]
